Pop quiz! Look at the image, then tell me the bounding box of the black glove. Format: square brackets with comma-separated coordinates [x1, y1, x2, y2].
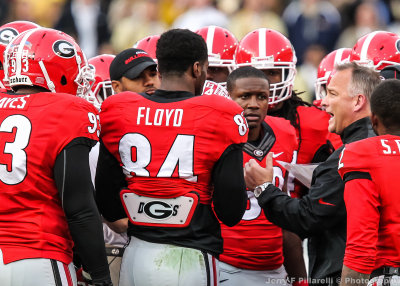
[77, 268, 113, 286]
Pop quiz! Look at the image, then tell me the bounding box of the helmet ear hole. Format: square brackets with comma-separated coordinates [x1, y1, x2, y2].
[61, 75, 67, 85]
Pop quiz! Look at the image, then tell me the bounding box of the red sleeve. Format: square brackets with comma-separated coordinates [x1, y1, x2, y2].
[343, 178, 380, 273]
[55, 96, 99, 152]
[296, 106, 331, 164]
[210, 95, 249, 148]
[338, 142, 380, 273]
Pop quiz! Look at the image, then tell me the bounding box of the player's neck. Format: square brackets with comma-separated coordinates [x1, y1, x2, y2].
[382, 128, 400, 137]
[15, 86, 50, 94]
[248, 126, 262, 142]
[160, 75, 195, 95]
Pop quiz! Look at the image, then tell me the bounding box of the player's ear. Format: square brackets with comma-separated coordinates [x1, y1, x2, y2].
[371, 112, 379, 135]
[192, 61, 201, 78]
[112, 80, 122, 93]
[353, 93, 367, 112]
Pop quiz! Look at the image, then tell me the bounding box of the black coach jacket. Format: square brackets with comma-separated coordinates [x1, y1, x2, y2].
[257, 117, 375, 282]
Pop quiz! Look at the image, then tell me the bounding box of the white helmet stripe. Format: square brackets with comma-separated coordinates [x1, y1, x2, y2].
[334, 48, 345, 64]
[15, 28, 37, 77]
[259, 28, 267, 58]
[360, 31, 379, 61]
[206, 26, 216, 55]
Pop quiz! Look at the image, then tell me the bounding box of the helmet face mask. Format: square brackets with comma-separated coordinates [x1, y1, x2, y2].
[235, 28, 297, 104]
[88, 54, 115, 108]
[94, 80, 114, 102]
[75, 63, 95, 99]
[315, 48, 352, 100]
[265, 66, 296, 104]
[5, 28, 92, 97]
[207, 51, 236, 71]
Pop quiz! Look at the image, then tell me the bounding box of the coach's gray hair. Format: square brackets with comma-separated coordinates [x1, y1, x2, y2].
[335, 62, 381, 100]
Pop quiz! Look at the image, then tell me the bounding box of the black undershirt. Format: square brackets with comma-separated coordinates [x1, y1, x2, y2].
[54, 141, 111, 284]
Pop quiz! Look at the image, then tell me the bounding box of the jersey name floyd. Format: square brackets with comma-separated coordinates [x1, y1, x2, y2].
[137, 107, 183, 127]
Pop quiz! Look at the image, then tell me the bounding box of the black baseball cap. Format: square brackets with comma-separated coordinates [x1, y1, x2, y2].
[109, 48, 157, 80]
[380, 64, 400, 80]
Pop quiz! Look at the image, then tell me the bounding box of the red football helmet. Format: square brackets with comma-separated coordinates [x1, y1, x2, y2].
[88, 54, 115, 108]
[315, 48, 352, 100]
[350, 31, 400, 71]
[5, 28, 93, 97]
[235, 28, 297, 104]
[195, 25, 238, 71]
[133, 35, 160, 62]
[0, 21, 40, 89]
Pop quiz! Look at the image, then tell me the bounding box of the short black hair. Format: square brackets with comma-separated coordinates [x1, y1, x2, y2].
[371, 79, 400, 131]
[156, 29, 208, 76]
[227, 66, 268, 93]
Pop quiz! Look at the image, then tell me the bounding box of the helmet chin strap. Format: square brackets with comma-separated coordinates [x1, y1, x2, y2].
[38, 60, 56, 92]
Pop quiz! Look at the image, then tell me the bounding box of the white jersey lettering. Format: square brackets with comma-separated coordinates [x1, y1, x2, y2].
[137, 107, 184, 127]
[0, 95, 30, 109]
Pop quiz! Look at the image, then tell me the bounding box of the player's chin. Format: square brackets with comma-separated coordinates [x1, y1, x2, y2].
[328, 120, 336, 133]
[246, 120, 260, 129]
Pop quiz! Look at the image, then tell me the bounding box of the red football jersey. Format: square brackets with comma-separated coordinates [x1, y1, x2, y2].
[338, 135, 400, 273]
[327, 131, 342, 150]
[295, 105, 331, 164]
[288, 106, 331, 197]
[220, 116, 297, 270]
[99, 91, 248, 203]
[0, 92, 99, 265]
[266, 115, 299, 172]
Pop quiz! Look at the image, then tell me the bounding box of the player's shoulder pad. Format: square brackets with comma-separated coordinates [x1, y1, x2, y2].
[49, 92, 97, 113]
[266, 116, 295, 134]
[194, 93, 243, 114]
[339, 137, 376, 174]
[297, 105, 330, 119]
[101, 91, 141, 110]
[345, 136, 378, 156]
[296, 105, 330, 131]
[265, 115, 298, 152]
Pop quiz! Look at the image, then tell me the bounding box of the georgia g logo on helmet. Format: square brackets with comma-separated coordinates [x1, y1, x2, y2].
[396, 39, 400, 53]
[53, 40, 76, 58]
[0, 28, 19, 45]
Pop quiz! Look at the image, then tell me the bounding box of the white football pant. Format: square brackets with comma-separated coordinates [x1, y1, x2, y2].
[119, 236, 219, 286]
[0, 248, 77, 286]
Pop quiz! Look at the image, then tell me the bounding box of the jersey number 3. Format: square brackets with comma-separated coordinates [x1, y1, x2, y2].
[0, 115, 31, 185]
